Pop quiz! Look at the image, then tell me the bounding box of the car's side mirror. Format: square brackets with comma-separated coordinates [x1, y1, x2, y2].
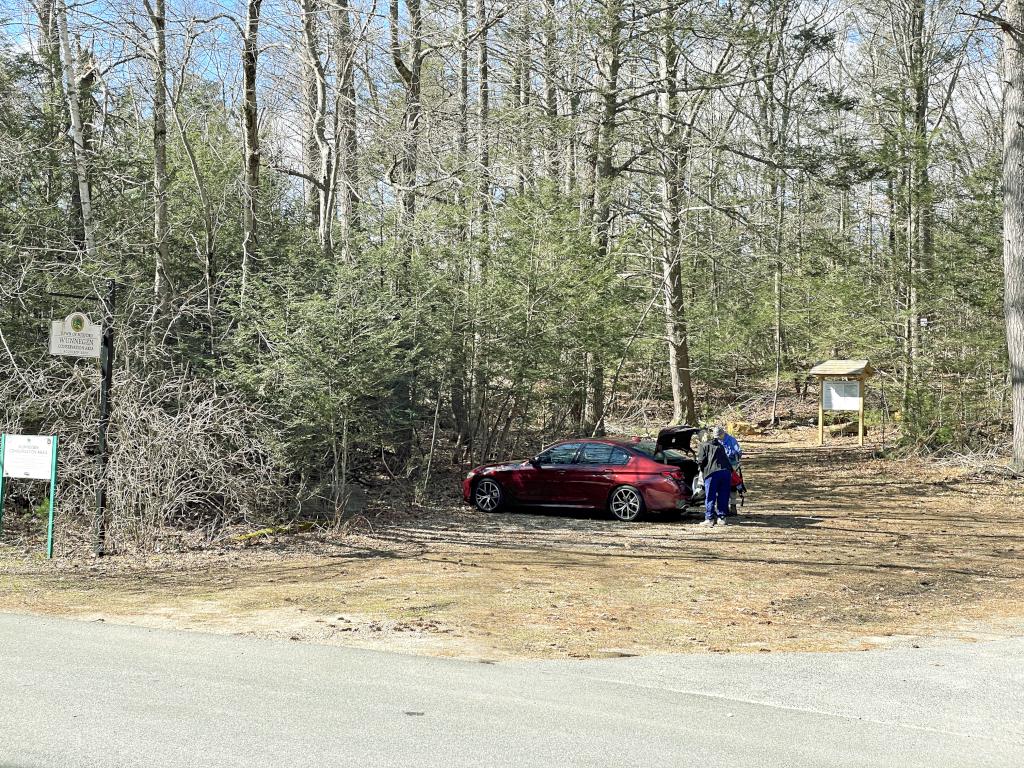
[529, 456, 543, 468]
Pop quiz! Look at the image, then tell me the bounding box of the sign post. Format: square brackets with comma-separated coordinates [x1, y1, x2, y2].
[94, 278, 115, 556]
[0, 434, 5, 536]
[48, 279, 115, 556]
[0, 435, 59, 558]
[47, 437, 58, 559]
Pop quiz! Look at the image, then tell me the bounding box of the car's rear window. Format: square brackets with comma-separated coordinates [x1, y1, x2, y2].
[632, 441, 689, 462]
[577, 443, 631, 466]
[633, 441, 656, 457]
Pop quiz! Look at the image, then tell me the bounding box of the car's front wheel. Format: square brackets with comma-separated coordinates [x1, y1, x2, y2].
[473, 477, 504, 512]
[609, 485, 645, 522]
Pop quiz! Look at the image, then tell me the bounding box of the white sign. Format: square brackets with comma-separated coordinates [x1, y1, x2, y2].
[823, 380, 861, 412]
[49, 312, 101, 359]
[2, 435, 55, 480]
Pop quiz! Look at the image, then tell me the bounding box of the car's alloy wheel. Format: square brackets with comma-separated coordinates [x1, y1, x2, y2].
[474, 478, 503, 512]
[609, 486, 644, 521]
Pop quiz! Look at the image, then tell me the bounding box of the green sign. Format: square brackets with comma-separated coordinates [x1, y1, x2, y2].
[0, 434, 59, 558]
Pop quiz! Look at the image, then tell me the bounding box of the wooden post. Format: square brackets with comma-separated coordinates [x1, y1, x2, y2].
[818, 377, 824, 446]
[857, 378, 865, 447]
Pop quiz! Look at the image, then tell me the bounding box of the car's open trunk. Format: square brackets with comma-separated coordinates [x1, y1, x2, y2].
[653, 426, 702, 486]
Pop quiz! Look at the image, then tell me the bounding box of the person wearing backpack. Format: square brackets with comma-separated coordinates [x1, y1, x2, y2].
[720, 428, 745, 515]
[696, 426, 733, 527]
[722, 429, 742, 470]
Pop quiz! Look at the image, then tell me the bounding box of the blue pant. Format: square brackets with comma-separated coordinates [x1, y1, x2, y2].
[704, 470, 731, 520]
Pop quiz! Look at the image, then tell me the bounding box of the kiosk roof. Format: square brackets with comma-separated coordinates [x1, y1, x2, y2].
[809, 359, 874, 378]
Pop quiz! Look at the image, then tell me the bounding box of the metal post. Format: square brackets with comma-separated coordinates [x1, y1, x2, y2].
[0, 434, 6, 536]
[94, 279, 115, 556]
[46, 436, 58, 559]
[818, 379, 825, 446]
[858, 380, 865, 447]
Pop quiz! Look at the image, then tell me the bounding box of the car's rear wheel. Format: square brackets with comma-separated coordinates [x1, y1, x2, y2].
[473, 478, 504, 512]
[609, 485, 645, 522]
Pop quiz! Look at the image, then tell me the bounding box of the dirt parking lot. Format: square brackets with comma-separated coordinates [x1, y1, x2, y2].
[1, 429, 1022, 659]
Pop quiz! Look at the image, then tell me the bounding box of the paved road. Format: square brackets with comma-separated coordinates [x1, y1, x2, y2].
[0, 614, 1021, 767]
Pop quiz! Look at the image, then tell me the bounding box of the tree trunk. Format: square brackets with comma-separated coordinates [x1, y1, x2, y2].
[513, 3, 531, 194]
[389, 0, 423, 459]
[475, 0, 490, 221]
[541, 0, 560, 180]
[903, 0, 931, 413]
[657, 10, 696, 426]
[301, 0, 334, 261]
[332, 0, 358, 265]
[54, 0, 96, 260]
[389, 0, 421, 294]
[1004, 0, 1024, 467]
[33, 0, 65, 207]
[590, 0, 621, 259]
[144, 0, 172, 329]
[450, 0, 471, 455]
[769, 172, 785, 426]
[241, 0, 263, 308]
[301, 3, 320, 228]
[583, 0, 623, 436]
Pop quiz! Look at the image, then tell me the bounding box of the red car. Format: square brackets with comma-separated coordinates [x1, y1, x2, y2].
[461, 439, 691, 521]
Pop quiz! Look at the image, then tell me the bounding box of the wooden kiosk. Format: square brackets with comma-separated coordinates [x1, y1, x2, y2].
[809, 360, 874, 446]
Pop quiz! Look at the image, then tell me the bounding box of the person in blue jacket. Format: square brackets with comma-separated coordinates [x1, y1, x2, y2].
[720, 427, 744, 516]
[696, 426, 732, 527]
[721, 429, 742, 470]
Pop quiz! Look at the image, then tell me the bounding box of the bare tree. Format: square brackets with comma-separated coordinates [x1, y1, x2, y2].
[241, 0, 263, 307]
[475, 0, 490, 222]
[54, 0, 96, 261]
[300, 0, 335, 260]
[1001, 0, 1024, 465]
[657, 5, 733, 427]
[168, 19, 220, 349]
[540, 0, 560, 180]
[332, 0, 360, 265]
[143, 0, 173, 327]
[582, 0, 625, 436]
[389, 0, 423, 292]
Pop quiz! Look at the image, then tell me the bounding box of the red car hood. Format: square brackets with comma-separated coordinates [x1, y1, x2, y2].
[469, 460, 529, 474]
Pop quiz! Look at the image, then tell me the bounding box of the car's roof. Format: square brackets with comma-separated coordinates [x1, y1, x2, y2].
[548, 437, 645, 450]
[548, 437, 628, 443]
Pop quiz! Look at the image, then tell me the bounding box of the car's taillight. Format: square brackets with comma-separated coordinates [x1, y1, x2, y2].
[662, 470, 683, 481]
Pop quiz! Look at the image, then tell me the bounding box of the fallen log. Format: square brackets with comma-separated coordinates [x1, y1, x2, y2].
[828, 421, 868, 437]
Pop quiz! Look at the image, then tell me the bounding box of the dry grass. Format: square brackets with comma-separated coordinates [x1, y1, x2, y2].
[2, 428, 1022, 659]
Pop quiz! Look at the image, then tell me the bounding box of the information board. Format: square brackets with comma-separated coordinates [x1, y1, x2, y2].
[0, 434, 59, 558]
[822, 380, 861, 412]
[2, 435, 55, 479]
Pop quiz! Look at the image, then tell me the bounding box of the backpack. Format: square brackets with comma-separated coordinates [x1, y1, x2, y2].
[722, 434, 742, 467]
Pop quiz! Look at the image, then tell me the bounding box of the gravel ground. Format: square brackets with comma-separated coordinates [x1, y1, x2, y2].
[1, 428, 1022, 659]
